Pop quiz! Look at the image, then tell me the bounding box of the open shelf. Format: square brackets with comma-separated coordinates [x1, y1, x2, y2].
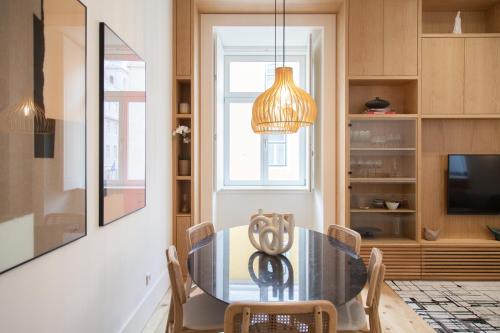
[349, 80, 418, 115]
[422, 33, 500, 38]
[350, 147, 416, 151]
[422, 114, 500, 119]
[352, 213, 417, 240]
[421, 239, 500, 247]
[422, 0, 500, 34]
[351, 209, 416, 214]
[350, 178, 416, 184]
[349, 114, 418, 120]
[362, 237, 419, 245]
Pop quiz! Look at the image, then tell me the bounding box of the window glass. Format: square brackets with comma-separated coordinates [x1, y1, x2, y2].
[228, 103, 261, 181]
[268, 130, 303, 182]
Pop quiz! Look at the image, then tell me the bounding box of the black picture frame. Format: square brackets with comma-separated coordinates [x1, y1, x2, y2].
[99, 23, 146, 226]
[0, 0, 87, 275]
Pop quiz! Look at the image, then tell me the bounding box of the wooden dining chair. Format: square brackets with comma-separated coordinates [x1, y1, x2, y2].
[185, 222, 215, 296]
[327, 225, 362, 255]
[224, 300, 338, 333]
[337, 247, 385, 333]
[165, 245, 226, 333]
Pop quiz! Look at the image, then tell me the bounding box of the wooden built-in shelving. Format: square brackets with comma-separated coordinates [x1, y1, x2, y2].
[172, 0, 196, 275]
[345, 0, 500, 280]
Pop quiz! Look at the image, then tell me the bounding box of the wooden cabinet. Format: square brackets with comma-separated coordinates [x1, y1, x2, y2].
[348, 0, 384, 76]
[383, 0, 419, 76]
[422, 38, 465, 115]
[175, 0, 191, 76]
[464, 38, 500, 114]
[422, 37, 500, 115]
[348, 0, 418, 76]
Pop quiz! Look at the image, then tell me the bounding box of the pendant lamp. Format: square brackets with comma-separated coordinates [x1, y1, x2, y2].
[251, 0, 317, 134]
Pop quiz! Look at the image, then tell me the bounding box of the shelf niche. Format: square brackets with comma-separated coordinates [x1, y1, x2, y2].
[421, 119, 500, 240]
[349, 79, 418, 115]
[422, 0, 500, 34]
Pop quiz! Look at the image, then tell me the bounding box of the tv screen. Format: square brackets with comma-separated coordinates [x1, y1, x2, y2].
[448, 155, 500, 215]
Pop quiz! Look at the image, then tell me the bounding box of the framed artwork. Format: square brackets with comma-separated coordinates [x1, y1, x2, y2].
[99, 23, 146, 226]
[0, 0, 87, 274]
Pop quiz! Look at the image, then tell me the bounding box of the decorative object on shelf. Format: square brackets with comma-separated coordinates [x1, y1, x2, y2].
[181, 193, 189, 213]
[453, 11, 462, 34]
[178, 149, 190, 176]
[100, 23, 146, 226]
[172, 124, 191, 143]
[178, 160, 190, 176]
[424, 227, 441, 241]
[385, 201, 400, 210]
[353, 227, 382, 238]
[365, 97, 390, 109]
[487, 226, 500, 241]
[248, 209, 295, 255]
[372, 198, 386, 209]
[178, 102, 190, 114]
[251, 0, 317, 134]
[364, 97, 394, 114]
[0, 0, 87, 274]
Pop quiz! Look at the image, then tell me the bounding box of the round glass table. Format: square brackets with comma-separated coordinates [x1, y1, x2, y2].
[187, 226, 367, 306]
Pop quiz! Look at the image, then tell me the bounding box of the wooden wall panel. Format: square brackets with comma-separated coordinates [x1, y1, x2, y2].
[383, 0, 418, 76]
[175, 0, 191, 76]
[422, 38, 464, 115]
[422, 244, 500, 280]
[421, 119, 500, 239]
[348, 0, 384, 76]
[486, 3, 500, 32]
[464, 38, 500, 115]
[360, 244, 422, 280]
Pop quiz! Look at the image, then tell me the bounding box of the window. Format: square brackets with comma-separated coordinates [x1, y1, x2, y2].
[223, 55, 309, 187]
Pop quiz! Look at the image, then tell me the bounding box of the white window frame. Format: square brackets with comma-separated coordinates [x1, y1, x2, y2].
[222, 54, 309, 187]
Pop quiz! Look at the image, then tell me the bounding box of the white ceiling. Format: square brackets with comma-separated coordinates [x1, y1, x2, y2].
[196, 0, 343, 13]
[216, 26, 314, 48]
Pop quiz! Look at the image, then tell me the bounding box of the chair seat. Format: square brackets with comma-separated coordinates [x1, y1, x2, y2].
[337, 298, 367, 331]
[183, 293, 227, 330]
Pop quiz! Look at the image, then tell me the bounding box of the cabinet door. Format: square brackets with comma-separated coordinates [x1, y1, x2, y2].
[422, 38, 465, 115]
[348, 0, 384, 76]
[465, 38, 500, 114]
[383, 0, 418, 75]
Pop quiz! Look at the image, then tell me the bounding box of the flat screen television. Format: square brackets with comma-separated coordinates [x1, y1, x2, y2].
[448, 155, 500, 215]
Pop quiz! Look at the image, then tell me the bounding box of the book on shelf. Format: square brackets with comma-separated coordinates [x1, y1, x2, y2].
[364, 107, 396, 115]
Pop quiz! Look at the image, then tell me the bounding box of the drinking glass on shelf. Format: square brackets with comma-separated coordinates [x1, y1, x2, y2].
[366, 160, 375, 177]
[375, 160, 383, 176]
[358, 160, 366, 177]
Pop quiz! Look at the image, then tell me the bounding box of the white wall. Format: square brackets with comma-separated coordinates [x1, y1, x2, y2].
[0, 0, 172, 332]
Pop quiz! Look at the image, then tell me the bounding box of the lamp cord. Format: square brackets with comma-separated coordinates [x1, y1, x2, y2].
[283, 0, 285, 67]
[274, 0, 276, 69]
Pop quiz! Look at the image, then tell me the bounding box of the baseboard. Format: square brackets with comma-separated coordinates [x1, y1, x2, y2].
[120, 269, 168, 333]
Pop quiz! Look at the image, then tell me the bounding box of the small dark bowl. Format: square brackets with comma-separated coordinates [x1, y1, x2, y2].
[365, 97, 390, 109]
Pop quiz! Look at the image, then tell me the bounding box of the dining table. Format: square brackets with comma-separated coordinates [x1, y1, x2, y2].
[187, 225, 367, 307]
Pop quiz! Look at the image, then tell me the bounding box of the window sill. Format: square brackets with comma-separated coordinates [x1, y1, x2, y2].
[217, 186, 311, 194]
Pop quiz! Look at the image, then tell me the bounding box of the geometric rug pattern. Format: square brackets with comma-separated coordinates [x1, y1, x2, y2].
[388, 280, 500, 333]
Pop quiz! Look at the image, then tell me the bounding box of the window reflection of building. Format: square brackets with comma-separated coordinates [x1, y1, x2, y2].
[103, 59, 146, 187]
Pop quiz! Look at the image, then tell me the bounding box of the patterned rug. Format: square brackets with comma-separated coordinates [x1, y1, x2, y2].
[388, 281, 500, 333]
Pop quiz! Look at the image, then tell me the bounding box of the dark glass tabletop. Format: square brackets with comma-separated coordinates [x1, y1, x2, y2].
[188, 226, 367, 306]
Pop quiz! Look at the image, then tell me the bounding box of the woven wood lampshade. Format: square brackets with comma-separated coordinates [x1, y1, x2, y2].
[251, 66, 317, 134]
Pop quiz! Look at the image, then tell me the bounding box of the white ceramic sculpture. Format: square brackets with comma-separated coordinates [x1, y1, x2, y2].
[453, 11, 462, 34]
[248, 209, 295, 255]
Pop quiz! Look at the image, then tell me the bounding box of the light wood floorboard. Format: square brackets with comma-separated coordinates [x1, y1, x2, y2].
[143, 284, 434, 333]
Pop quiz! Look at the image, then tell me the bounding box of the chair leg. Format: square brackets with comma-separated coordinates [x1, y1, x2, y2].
[369, 311, 381, 333]
[166, 296, 174, 333]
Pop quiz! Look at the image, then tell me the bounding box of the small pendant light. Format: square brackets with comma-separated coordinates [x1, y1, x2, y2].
[251, 0, 317, 134]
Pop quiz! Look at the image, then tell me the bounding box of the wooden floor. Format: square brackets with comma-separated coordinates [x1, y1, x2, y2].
[142, 283, 435, 333]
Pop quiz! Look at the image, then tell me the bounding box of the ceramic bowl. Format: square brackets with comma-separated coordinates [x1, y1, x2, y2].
[385, 201, 400, 210]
